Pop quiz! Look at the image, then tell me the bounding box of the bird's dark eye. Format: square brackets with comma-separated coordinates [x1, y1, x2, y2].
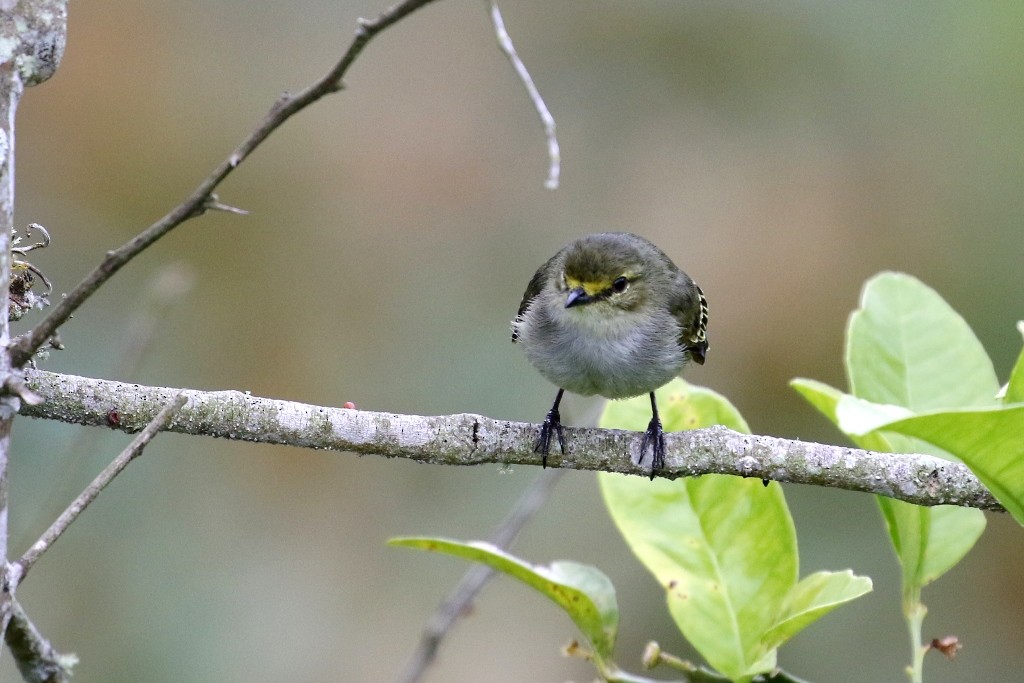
[612, 276, 629, 293]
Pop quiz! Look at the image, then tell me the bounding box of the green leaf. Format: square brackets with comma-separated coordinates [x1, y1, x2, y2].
[845, 273, 989, 579]
[789, 378, 844, 423]
[603, 377, 751, 434]
[601, 379, 868, 681]
[1004, 322, 1024, 404]
[790, 378, 898, 453]
[599, 471, 791, 681]
[834, 394, 914, 437]
[846, 272, 999, 410]
[877, 497, 984, 603]
[792, 379, 988, 586]
[389, 537, 618, 657]
[881, 405, 1024, 525]
[762, 570, 873, 650]
[909, 504, 988, 586]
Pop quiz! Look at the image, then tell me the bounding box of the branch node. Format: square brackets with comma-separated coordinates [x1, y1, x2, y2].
[3, 374, 44, 406]
[269, 92, 294, 118]
[204, 194, 250, 216]
[47, 332, 64, 351]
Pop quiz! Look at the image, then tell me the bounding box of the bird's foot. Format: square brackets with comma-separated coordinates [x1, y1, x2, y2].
[640, 416, 666, 480]
[535, 408, 566, 468]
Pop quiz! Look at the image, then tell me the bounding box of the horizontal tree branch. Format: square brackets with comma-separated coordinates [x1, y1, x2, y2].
[18, 369, 1002, 512]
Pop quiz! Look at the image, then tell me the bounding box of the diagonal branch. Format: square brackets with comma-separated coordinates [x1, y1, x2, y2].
[10, 393, 187, 588]
[8, 0, 443, 367]
[19, 369, 1003, 512]
[4, 394, 182, 683]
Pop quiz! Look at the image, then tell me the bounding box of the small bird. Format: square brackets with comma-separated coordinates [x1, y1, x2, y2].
[512, 232, 708, 478]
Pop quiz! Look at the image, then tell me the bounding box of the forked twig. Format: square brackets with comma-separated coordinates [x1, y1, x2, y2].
[9, 0, 443, 367]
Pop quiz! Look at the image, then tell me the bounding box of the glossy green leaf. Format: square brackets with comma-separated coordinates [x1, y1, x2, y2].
[790, 378, 899, 453]
[600, 469, 791, 680]
[789, 378, 844, 423]
[834, 395, 913, 436]
[600, 379, 868, 681]
[762, 570, 873, 650]
[846, 272, 999, 410]
[389, 537, 618, 657]
[892, 502, 990, 586]
[792, 379, 988, 588]
[876, 496, 984, 603]
[1004, 322, 1024, 404]
[845, 273, 989, 581]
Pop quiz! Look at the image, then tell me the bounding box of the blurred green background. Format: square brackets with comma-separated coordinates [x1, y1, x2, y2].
[4, 1, 1023, 681]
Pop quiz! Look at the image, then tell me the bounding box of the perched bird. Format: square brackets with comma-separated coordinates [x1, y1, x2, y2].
[512, 232, 708, 478]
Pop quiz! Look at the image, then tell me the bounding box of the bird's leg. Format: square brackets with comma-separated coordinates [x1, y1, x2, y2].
[640, 391, 666, 479]
[535, 388, 566, 467]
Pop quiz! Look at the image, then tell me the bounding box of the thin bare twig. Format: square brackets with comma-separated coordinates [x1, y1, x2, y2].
[10, 393, 187, 587]
[9, 0, 442, 367]
[396, 469, 565, 683]
[487, 0, 561, 189]
[113, 263, 195, 379]
[28, 263, 194, 545]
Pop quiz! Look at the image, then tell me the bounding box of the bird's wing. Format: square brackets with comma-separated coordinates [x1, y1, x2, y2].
[511, 256, 555, 343]
[669, 276, 709, 365]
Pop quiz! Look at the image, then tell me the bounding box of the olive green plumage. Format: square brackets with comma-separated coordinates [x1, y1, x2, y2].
[512, 232, 708, 477]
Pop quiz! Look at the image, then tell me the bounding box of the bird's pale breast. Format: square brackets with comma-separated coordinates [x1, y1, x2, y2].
[518, 304, 686, 399]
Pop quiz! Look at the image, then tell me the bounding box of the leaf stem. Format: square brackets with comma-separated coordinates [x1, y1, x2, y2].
[903, 586, 927, 683]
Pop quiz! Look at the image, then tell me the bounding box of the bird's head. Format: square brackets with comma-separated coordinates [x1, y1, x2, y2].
[556, 234, 649, 313]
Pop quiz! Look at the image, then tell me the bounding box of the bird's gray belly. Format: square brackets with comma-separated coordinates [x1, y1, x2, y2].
[523, 321, 686, 399]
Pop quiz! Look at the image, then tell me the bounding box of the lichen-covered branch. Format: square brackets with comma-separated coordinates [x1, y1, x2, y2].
[3, 600, 76, 683]
[20, 369, 1003, 512]
[0, 0, 71, 648]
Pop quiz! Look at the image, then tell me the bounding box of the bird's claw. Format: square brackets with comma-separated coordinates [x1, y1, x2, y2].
[535, 408, 566, 468]
[640, 416, 666, 480]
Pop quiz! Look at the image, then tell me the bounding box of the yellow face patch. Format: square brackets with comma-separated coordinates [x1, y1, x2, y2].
[565, 275, 613, 296]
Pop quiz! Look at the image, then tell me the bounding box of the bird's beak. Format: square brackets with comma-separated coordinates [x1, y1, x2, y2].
[565, 288, 590, 308]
